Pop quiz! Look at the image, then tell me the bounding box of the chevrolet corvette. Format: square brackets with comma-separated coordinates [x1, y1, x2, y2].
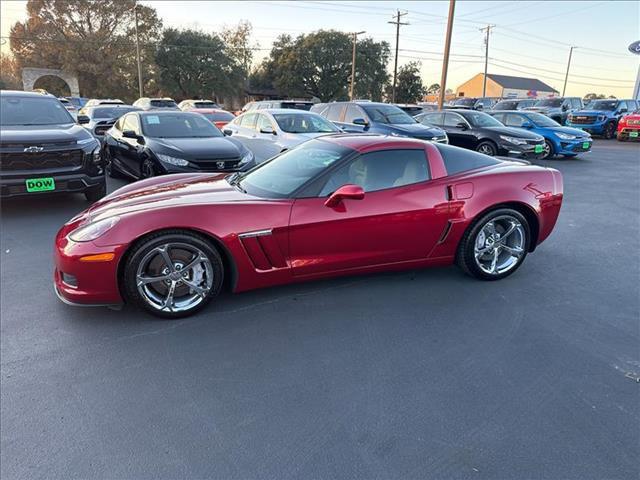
[54, 135, 563, 318]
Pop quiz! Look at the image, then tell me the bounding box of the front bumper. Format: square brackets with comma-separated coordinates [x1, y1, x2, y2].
[498, 142, 545, 159]
[566, 120, 606, 135]
[554, 137, 592, 155]
[617, 126, 640, 140]
[1, 172, 105, 198]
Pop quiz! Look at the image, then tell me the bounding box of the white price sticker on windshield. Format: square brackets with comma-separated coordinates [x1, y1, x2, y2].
[146, 115, 160, 124]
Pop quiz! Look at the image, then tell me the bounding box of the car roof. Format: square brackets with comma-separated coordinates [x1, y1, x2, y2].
[190, 108, 231, 113]
[258, 108, 317, 115]
[0, 90, 56, 98]
[318, 134, 431, 152]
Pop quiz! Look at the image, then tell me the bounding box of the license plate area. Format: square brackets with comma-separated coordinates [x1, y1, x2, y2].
[25, 177, 56, 192]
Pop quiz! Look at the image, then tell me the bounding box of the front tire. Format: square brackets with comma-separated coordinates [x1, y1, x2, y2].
[123, 231, 224, 318]
[476, 141, 497, 156]
[603, 122, 616, 139]
[456, 208, 530, 281]
[542, 139, 555, 159]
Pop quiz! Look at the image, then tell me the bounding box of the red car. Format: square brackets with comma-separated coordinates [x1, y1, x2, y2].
[617, 111, 640, 141]
[54, 136, 563, 318]
[188, 108, 235, 130]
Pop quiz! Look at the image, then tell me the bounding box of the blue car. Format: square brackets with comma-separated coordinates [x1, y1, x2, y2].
[314, 101, 449, 143]
[490, 110, 592, 159]
[565, 98, 639, 139]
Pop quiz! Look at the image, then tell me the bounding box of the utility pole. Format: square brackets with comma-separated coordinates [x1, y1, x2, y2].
[134, 4, 144, 98]
[389, 10, 408, 103]
[349, 31, 366, 100]
[562, 46, 576, 96]
[438, 0, 456, 109]
[480, 24, 494, 98]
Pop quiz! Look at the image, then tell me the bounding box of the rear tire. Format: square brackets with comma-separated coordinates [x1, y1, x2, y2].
[123, 231, 224, 319]
[456, 208, 530, 281]
[84, 180, 106, 202]
[476, 141, 497, 156]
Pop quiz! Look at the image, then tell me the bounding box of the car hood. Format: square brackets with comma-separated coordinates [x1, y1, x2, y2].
[485, 126, 543, 139]
[547, 126, 591, 136]
[86, 173, 259, 221]
[0, 123, 93, 144]
[148, 136, 246, 159]
[570, 110, 610, 116]
[388, 123, 445, 137]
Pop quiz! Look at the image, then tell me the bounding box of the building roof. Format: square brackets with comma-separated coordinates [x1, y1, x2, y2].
[487, 74, 558, 93]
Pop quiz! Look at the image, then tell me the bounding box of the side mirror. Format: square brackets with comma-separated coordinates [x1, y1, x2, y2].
[352, 118, 368, 126]
[122, 130, 144, 143]
[475, 104, 484, 110]
[522, 121, 534, 129]
[325, 184, 365, 208]
[619, 108, 628, 114]
[222, 129, 232, 136]
[77, 115, 90, 124]
[260, 125, 276, 135]
[456, 122, 468, 130]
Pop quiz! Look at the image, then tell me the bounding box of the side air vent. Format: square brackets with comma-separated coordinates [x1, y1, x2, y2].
[238, 230, 287, 271]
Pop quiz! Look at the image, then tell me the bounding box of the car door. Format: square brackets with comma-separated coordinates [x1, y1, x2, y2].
[117, 113, 144, 177]
[288, 148, 450, 276]
[443, 112, 475, 149]
[252, 113, 281, 161]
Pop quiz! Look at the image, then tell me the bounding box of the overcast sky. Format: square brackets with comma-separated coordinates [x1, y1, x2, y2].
[2, 0, 638, 97]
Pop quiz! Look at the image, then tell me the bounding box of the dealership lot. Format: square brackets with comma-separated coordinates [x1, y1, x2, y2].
[1, 140, 638, 478]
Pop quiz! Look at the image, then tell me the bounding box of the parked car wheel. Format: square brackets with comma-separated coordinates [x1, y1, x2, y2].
[84, 180, 106, 202]
[141, 158, 157, 178]
[542, 139, 555, 159]
[476, 141, 497, 156]
[123, 231, 224, 319]
[456, 208, 530, 281]
[604, 122, 617, 139]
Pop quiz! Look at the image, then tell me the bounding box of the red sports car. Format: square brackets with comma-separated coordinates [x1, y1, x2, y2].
[54, 135, 563, 318]
[617, 111, 640, 141]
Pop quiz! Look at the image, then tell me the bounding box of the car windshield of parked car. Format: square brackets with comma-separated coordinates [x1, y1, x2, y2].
[0, 96, 74, 125]
[464, 111, 503, 128]
[201, 111, 235, 122]
[527, 112, 560, 127]
[150, 100, 178, 108]
[280, 102, 313, 111]
[584, 100, 617, 111]
[451, 98, 475, 107]
[193, 101, 218, 108]
[493, 101, 518, 110]
[140, 113, 222, 138]
[536, 98, 562, 107]
[92, 107, 138, 119]
[363, 104, 416, 125]
[236, 140, 351, 198]
[273, 113, 339, 133]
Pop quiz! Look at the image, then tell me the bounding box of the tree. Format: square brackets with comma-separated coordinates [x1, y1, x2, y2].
[154, 28, 237, 101]
[221, 21, 256, 91]
[251, 30, 390, 101]
[9, 0, 162, 101]
[391, 61, 425, 103]
[0, 53, 22, 90]
[427, 83, 440, 94]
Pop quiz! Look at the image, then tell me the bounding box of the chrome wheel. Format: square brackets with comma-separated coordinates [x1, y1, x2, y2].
[477, 142, 496, 156]
[543, 140, 553, 159]
[135, 242, 213, 313]
[474, 215, 526, 275]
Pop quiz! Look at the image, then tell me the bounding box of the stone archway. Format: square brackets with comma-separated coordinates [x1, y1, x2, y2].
[22, 68, 80, 97]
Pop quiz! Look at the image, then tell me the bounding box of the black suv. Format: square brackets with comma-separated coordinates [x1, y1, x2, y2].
[0, 90, 106, 201]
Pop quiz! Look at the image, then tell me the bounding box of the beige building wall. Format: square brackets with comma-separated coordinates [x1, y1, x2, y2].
[455, 73, 503, 97]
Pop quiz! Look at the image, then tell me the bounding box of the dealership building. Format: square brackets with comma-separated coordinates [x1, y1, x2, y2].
[455, 73, 559, 98]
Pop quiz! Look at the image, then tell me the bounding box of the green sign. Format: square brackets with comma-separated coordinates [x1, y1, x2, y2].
[534, 144, 544, 154]
[582, 141, 590, 149]
[25, 177, 55, 192]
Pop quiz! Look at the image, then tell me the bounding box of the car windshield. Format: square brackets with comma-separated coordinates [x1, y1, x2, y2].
[273, 113, 339, 133]
[150, 100, 178, 108]
[0, 96, 74, 125]
[452, 98, 475, 106]
[92, 107, 138, 119]
[527, 112, 560, 127]
[236, 140, 351, 198]
[363, 104, 416, 125]
[464, 111, 503, 128]
[535, 98, 563, 107]
[493, 101, 518, 110]
[140, 113, 222, 138]
[193, 101, 218, 108]
[280, 102, 313, 111]
[584, 100, 617, 111]
[201, 111, 235, 122]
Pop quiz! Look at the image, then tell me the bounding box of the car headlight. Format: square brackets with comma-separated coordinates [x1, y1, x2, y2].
[239, 149, 254, 164]
[555, 132, 577, 140]
[597, 115, 606, 122]
[499, 135, 528, 145]
[68, 216, 120, 242]
[156, 153, 189, 167]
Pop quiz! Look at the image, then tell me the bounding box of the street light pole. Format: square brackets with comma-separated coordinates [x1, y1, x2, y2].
[134, 4, 144, 98]
[349, 31, 366, 101]
[389, 10, 408, 103]
[562, 46, 576, 97]
[438, 0, 456, 109]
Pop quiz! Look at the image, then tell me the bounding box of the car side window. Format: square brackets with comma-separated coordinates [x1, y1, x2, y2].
[113, 116, 124, 131]
[617, 101, 627, 113]
[326, 104, 344, 122]
[505, 113, 527, 127]
[444, 112, 465, 127]
[241, 113, 258, 129]
[422, 112, 444, 126]
[123, 115, 140, 134]
[491, 113, 506, 124]
[344, 105, 365, 124]
[319, 149, 430, 196]
[256, 114, 273, 132]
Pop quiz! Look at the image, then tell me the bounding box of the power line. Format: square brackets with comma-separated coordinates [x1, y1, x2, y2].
[389, 9, 409, 103]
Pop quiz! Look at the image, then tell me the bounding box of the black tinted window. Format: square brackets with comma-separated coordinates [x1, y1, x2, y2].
[280, 102, 313, 111]
[140, 113, 222, 138]
[435, 143, 501, 175]
[150, 100, 178, 108]
[92, 107, 138, 119]
[0, 96, 74, 125]
[320, 149, 429, 195]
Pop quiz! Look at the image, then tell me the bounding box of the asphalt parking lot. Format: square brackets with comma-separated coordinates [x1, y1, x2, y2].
[1, 140, 639, 480]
